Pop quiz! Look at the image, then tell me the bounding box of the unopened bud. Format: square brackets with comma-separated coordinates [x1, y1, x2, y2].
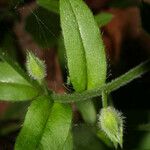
[26, 51, 46, 81]
[98, 107, 124, 148]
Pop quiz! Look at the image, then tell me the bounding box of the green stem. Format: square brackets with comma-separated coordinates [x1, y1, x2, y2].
[52, 60, 150, 103]
[41, 80, 49, 95]
[105, 60, 150, 93]
[102, 91, 108, 108]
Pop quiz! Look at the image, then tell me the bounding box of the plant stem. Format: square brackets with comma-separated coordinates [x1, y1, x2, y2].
[105, 60, 150, 93]
[102, 91, 108, 108]
[52, 59, 150, 103]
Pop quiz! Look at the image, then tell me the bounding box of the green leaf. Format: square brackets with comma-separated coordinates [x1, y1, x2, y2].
[95, 12, 113, 27]
[0, 61, 40, 101]
[57, 34, 67, 73]
[60, 0, 107, 91]
[36, 0, 112, 27]
[97, 130, 113, 148]
[60, 0, 106, 124]
[39, 103, 72, 150]
[15, 96, 52, 149]
[63, 132, 73, 150]
[73, 124, 107, 150]
[15, 96, 72, 150]
[37, 0, 59, 14]
[76, 100, 96, 124]
[25, 7, 60, 48]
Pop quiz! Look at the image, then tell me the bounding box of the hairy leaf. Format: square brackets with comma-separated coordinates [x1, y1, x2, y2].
[39, 103, 72, 150]
[0, 61, 39, 101]
[15, 96, 72, 150]
[76, 100, 96, 124]
[63, 132, 73, 150]
[60, 0, 106, 124]
[60, 0, 106, 90]
[73, 124, 107, 150]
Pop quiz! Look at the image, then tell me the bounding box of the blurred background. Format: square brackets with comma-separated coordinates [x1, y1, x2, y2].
[0, 0, 150, 149]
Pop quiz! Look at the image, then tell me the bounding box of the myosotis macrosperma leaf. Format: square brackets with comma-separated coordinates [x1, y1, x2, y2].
[60, 0, 107, 90]
[0, 51, 41, 88]
[15, 96, 72, 150]
[15, 96, 52, 149]
[60, 0, 106, 124]
[39, 103, 72, 150]
[77, 100, 97, 124]
[97, 130, 114, 148]
[0, 61, 39, 101]
[60, 0, 86, 91]
[63, 132, 73, 150]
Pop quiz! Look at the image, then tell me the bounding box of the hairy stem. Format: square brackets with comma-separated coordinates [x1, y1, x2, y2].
[102, 91, 108, 108]
[52, 60, 150, 103]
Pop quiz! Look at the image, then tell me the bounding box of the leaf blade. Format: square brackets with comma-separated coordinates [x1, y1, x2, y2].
[60, 0, 87, 92]
[0, 61, 40, 101]
[0, 82, 39, 101]
[60, 0, 107, 90]
[40, 103, 72, 150]
[15, 96, 72, 150]
[15, 96, 52, 150]
[60, 0, 106, 124]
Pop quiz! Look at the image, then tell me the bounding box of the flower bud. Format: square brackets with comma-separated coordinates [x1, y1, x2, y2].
[26, 51, 46, 81]
[98, 107, 124, 148]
